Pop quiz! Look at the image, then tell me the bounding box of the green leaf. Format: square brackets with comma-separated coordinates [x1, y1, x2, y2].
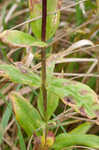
[50, 78, 98, 119]
[53, 134, 99, 149]
[0, 30, 47, 47]
[69, 122, 92, 134]
[85, 0, 96, 10]
[76, 0, 84, 26]
[9, 92, 44, 136]
[17, 123, 26, 150]
[38, 88, 59, 120]
[46, 88, 59, 120]
[29, 0, 60, 40]
[0, 102, 12, 144]
[0, 64, 41, 87]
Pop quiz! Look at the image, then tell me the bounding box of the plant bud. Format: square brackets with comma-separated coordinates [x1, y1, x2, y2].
[41, 131, 55, 148]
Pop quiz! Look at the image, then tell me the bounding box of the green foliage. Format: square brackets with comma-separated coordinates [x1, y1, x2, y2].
[87, 77, 96, 89]
[69, 122, 92, 134]
[76, 0, 85, 26]
[0, 64, 98, 135]
[29, 0, 60, 40]
[53, 134, 99, 149]
[9, 92, 44, 136]
[0, 30, 47, 47]
[0, 62, 98, 149]
[17, 123, 26, 150]
[0, 102, 12, 144]
[85, 0, 96, 10]
[50, 78, 98, 119]
[0, 0, 99, 149]
[38, 88, 59, 120]
[0, 64, 41, 87]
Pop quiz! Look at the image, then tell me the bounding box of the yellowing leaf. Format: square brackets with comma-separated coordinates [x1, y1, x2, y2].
[9, 92, 44, 136]
[50, 78, 98, 119]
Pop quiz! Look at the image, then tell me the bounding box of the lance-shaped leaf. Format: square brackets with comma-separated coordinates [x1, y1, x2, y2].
[69, 122, 92, 134]
[38, 88, 59, 120]
[0, 102, 12, 144]
[50, 78, 98, 119]
[0, 30, 47, 48]
[29, 0, 61, 40]
[53, 134, 99, 149]
[0, 64, 41, 87]
[76, 0, 84, 26]
[9, 92, 44, 136]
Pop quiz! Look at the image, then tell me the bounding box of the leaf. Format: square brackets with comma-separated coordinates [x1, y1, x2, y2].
[69, 122, 92, 134]
[0, 63, 41, 87]
[76, 0, 85, 26]
[67, 39, 94, 52]
[53, 134, 99, 149]
[17, 123, 26, 150]
[0, 30, 47, 48]
[47, 89, 59, 120]
[29, 0, 60, 40]
[50, 78, 98, 119]
[0, 102, 12, 144]
[85, 0, 95, 10]
[9, 92, 44, 136]
[38, 88, 59, 120]
[56, 39, 95, 59]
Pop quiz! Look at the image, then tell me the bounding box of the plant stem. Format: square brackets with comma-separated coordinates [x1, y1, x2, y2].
[41, 0, 48, 149]
[41, 0, 47, 118]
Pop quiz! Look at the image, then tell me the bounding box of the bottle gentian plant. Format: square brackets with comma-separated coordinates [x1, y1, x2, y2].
[1, 0, 99, 150]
